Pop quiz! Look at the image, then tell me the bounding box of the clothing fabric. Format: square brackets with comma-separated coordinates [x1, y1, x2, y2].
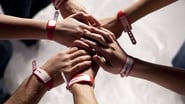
[0, 40, 12, 78]
[172, 41, 185, 69]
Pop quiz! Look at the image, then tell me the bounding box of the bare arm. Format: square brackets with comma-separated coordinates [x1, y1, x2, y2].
[71, 84, 97, 104]
[70, 61, 98, 104]
[4, 75, 48, 104]
[0, 14, 47, 40]
[123, 0, 177, 23]
[0, 13, 98, 46]
[100, 0, 178, 38]
[5, 47, 93, 103]
[76, 28, 185, 95]
[130, 59, 185, 95]
[58, 0, 177, 38]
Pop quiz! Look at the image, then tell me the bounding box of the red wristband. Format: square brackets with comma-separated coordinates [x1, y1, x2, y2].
[46, 20, 56, 40]
[32, 60, 53, 90]
[117, 10, 136, 44]
[119, 56, 135, 77]
[66, 74, 95, 90]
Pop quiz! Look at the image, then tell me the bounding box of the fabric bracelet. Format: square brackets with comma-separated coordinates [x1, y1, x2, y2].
[119, 56, 135, 77]
[32, 60, 53, 90]
[66, 74, 95, 90]
[117, 10, 137, 44]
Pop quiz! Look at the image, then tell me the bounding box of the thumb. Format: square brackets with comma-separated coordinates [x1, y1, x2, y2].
[93, 55, 109, 70]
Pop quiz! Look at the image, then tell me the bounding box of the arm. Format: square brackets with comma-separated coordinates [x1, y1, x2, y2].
[67, 62, 99, 104]
[71, 84, 97, 104]
[130, 58, 185, 95]
[58, 0, 177, 38]
[0, 14, 46, 39]
[5, 75, 48, 104]
[100, 0, 178, 38]
[76, 28, 185, 95]
[0, 13, 98, 46]
[5, 47, 92, 104]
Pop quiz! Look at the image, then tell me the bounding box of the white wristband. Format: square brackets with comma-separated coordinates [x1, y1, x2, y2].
[117, 11, 136, 44]
[120, 56, 134, 77]
[32, 60, 53, 90]
[33, 67, 52, 84]
[67, 74, 94, 90]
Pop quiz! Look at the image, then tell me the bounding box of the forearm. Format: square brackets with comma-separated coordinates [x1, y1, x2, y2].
[100, 0, 177, 38]
[125, 0, 177, 23]
[0, 14, 47, 40]
[5, 75, 47, 104]
[68, 61, 99, 104]
[71, 84, 97, 104]
[130, 58, 185, 95]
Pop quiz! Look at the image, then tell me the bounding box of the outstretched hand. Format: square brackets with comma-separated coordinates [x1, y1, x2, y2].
[74, 28, 128, 74]
[40, 47, 92, 87]
[54, 12, 100, 47]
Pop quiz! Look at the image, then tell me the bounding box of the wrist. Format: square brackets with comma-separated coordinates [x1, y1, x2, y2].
[119, 56, 135, 77]
[71, 83, 94, 95]
[66, 74, 95, 90]
[100, 15, 123, 39]
[46, 20, 57, 40]
[71, 83, 97, 104]
[32, 60, 54, 90]
[31, 74, 48, 92]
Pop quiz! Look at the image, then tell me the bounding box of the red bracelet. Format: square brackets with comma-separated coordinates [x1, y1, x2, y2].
[119, 56, 135, 77]
[46, 20, 56, 40]
[52, 0, 67, 10]
[117, 10, 137, 45]
[32, 60, 53, 90]
[66, 74, 95, 90]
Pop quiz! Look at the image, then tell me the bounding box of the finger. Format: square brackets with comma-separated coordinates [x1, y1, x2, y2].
[69, 49, 89, 59]
[70, 61, 92, 74]
[83, 30, 109, 47]
[80, 37, 105, 52]
[90, 27, 113, 43]
[93, 55, 109, 70]
[66, 47, 79, 54]
[71, 55, 92, 67]
[86, 15, 101, 27]
[80, 38, 110, 57]
[73, 39, 92, 52]
[100, 27, 116, 41]
[70, 12, 100, 26]
[69, 12, 90, 25]
[80, 37, 98, 49]
[75, 12, 100, 26]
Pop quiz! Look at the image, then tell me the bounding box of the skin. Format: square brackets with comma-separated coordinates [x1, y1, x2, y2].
[0, 12, 100, 46]
[75, 29, 185, 96]
[59, 0, 177, 38]
[5, 47, 99, 104]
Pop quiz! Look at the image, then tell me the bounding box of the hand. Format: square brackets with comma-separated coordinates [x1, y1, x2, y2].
[100, 15, 123, 39]
[75, 28, 128, 74]
[60, 0, 88, 18]
[54, 12, 100, 47]
[59, 0, 100, 26]
[40, 47, 92, 87]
